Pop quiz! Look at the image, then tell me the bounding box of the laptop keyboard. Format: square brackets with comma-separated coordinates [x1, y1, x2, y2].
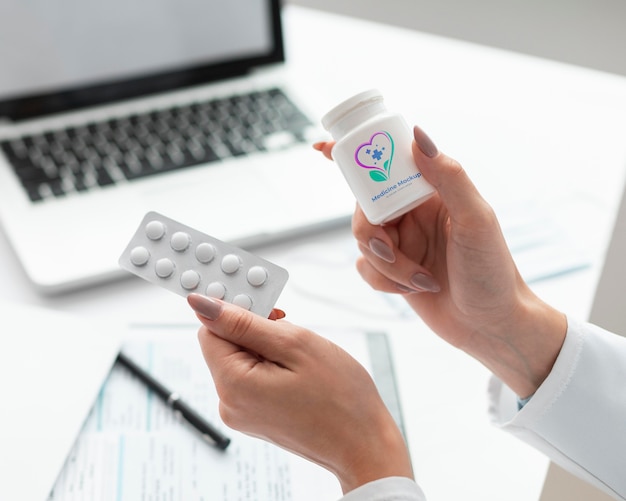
[1, 88, 313, 203]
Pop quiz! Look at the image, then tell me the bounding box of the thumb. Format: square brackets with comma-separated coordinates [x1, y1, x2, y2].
[412, 125, 488, 222]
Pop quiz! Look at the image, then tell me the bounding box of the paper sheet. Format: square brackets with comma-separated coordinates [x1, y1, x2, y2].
[497, 199, 592, 283]
[0, 301, 121, 501]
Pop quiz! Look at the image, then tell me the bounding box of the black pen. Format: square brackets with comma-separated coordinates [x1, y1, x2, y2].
[116, 351, 231, 450]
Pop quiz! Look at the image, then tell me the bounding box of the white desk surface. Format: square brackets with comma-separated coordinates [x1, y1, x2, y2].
[3, 6, 626, 500]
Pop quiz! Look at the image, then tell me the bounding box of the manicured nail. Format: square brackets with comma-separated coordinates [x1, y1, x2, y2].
[269, 308, 286, 320]
[410, 273, 441, 293]
[413, 125, 438, 158]
[187, 293, 223, 320]
[369, 238, 396, 263]
[396, 283, 419, 293]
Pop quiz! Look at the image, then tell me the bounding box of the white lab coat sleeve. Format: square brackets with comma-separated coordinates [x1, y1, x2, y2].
[488, 315, 626, 500]
[338, 477, 426, 501]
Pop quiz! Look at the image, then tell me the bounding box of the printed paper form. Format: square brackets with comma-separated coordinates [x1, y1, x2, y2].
[48, 324, 374, 501]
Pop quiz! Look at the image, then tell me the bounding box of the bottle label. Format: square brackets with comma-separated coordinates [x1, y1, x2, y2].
[331, 120, 433, 224]
[354, 131, 395, 182]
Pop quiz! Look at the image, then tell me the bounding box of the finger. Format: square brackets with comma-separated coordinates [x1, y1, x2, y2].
[352, 200, 441, 293]
[312, 141, 335, 160]
[187, 294, 301, 364]
[412, 125, 490, 224]
[355, 254, 417, 294]
[196, 324, 259, 377]
[352, 205, 398, 262]
[357, 242, 441, 293]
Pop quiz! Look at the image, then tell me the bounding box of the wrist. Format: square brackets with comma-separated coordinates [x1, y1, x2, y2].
[469, 286, 567, 398]
[334, 410, 414, 494]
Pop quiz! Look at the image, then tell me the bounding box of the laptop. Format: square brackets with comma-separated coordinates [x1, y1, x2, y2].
[0, 0, 354, 294]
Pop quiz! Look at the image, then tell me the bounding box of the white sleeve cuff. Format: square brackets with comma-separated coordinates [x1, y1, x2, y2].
[339, 477, 426, 501]
[488, 315, 626, 500]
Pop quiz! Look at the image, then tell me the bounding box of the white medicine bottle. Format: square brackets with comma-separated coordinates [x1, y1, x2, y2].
[321, 89, 435, 225]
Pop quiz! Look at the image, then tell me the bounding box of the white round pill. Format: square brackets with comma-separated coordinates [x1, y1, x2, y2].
[232, 293, 253, 310]
[180, 270, 200, 290]
[129, 246, 150, 266]
[155, 258, 175, 278]
[195, 243, 217, 263]
[221, 254, 241, 274]
[205, 281, 226, 299]
[170, 231, 191, 251]
[247, 266, 268, 286]
[145, 220, 165, 240]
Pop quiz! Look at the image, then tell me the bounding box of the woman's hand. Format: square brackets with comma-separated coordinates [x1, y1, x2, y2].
[188, 293, 413, 494]
[315, 126, 567, 398]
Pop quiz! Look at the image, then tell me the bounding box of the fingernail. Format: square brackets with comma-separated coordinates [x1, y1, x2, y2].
[413, 125, 438, 158]
[187, 293, 223, 320]
[410, 273, 441, 293]
[368, 238, 396, 263]
[396, 283, 419, 293]
[269, 308, 286, 320]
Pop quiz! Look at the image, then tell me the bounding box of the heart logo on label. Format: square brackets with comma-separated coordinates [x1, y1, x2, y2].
[354, 131, 394, 182]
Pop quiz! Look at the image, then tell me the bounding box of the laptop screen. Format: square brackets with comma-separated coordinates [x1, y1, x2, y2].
[0, 0, 283, 120]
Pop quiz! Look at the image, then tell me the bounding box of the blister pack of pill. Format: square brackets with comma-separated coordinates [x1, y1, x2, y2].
[119, 211, 289, 317]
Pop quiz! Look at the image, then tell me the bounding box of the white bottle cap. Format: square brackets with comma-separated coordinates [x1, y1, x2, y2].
[321, 89, 386, 140]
